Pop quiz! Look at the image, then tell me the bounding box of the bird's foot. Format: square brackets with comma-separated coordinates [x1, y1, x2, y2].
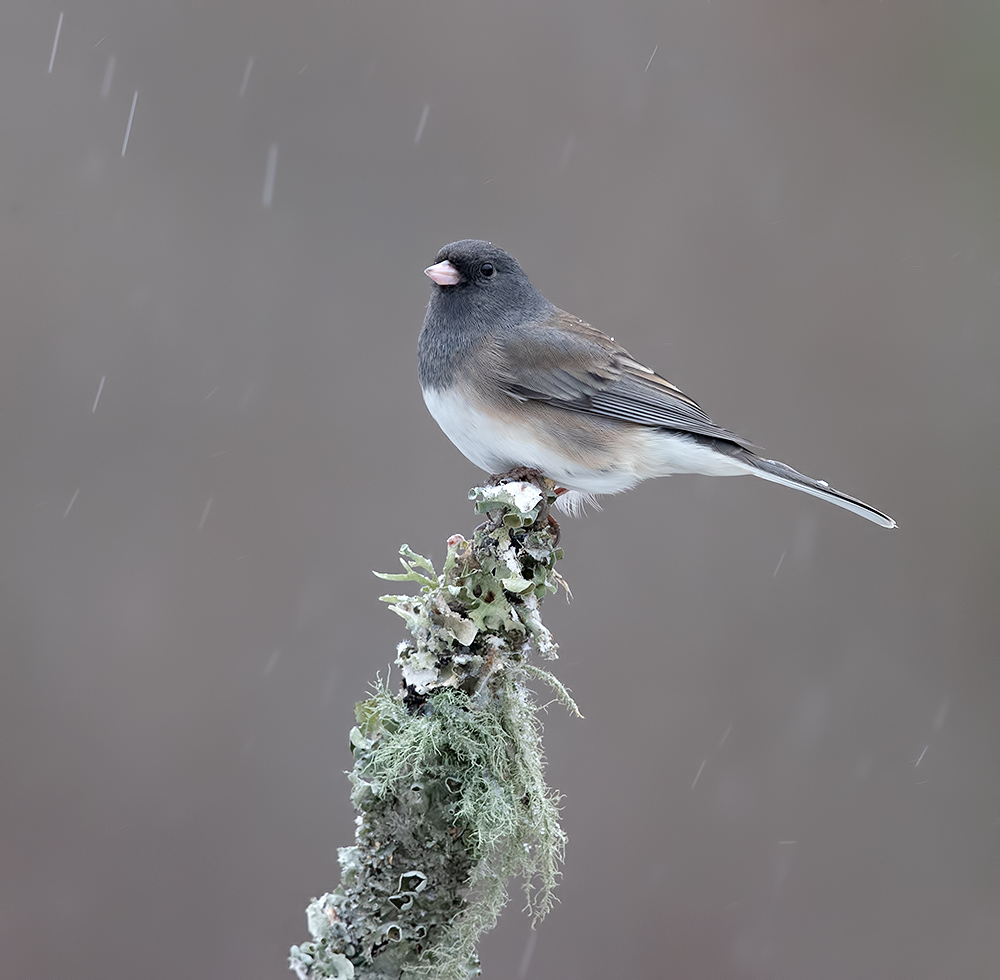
[483, 467, 561, 541]
[546, 513, 561, 547]
[486, 466, 549, 491]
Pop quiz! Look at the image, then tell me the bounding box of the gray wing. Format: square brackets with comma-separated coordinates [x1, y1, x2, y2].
[492, 310, 756, 450]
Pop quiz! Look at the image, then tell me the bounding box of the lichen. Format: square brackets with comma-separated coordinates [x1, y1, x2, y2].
[290, 479, 579, 980]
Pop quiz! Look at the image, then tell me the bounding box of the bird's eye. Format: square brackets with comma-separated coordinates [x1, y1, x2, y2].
[480, 263, 495, 278]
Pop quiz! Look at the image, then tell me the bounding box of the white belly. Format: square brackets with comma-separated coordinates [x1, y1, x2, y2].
[422, 385, 748, 498]
[422, 386, 632, 492]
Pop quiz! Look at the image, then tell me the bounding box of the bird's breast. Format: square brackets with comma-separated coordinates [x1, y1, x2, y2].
[420, 384, 645, 494]
[421, 385, 530, 474]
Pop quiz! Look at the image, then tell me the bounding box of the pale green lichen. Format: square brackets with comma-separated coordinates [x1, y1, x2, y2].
[290, 480, 579, 980]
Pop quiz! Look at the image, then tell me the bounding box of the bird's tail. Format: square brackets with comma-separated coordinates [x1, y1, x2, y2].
[742, 454, 896, 528]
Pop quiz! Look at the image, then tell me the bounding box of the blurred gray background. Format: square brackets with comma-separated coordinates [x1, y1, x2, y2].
[2, 2, 998, 978]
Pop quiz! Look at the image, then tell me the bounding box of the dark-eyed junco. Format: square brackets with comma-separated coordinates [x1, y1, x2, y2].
[418, 239, 895, 528]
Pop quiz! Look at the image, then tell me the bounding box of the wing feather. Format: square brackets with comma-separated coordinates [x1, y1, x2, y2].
[493, 309, 756, 450]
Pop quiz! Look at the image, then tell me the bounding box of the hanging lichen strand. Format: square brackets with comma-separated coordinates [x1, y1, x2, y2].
[290, 477, 579, 980]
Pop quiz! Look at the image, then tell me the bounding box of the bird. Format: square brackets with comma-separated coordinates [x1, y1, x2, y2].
[417, 239, 895, 528]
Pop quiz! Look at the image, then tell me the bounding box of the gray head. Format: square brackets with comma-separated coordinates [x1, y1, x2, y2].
[419, 240, 553, 389]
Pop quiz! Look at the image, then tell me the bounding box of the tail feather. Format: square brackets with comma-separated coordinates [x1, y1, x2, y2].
[743, 455, 896, 528]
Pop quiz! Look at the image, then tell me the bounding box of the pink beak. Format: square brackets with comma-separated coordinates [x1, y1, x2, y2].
[424, 259, 462, 286]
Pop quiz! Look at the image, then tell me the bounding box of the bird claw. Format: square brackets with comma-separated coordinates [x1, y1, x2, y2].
[483, 467, 561, 542]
